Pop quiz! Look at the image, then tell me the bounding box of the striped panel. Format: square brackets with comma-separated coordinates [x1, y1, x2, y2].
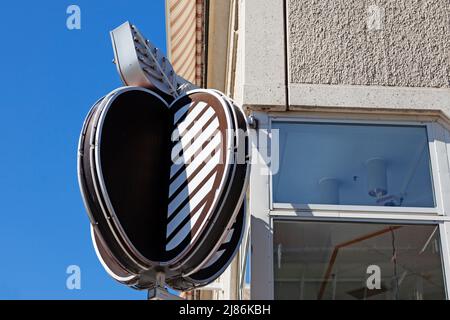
[166, 0, 204, 86]
[166, 100, 223, 252]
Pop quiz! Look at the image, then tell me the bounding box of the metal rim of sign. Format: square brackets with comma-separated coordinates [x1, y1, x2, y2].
[78, 95, 146, 276]
[78, 97, 141, 286]
[95, 87, 172, 268]
[110, 22, 182, 97]
[90, 225, 162, 290]
[78, 86, 250, 290]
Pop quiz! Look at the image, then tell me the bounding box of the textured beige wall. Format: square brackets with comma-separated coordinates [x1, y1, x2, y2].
[288, 0, 450, 88]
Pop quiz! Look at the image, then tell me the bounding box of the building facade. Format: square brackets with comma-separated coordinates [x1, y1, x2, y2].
[166, 0, 450, 300]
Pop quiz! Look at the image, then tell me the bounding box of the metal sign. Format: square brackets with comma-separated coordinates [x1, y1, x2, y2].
[78, 22, 250, 293]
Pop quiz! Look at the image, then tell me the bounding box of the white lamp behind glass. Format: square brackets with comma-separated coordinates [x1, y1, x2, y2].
[366, 157, 388, 198]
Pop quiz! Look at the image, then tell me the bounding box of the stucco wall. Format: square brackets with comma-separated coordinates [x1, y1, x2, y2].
[288, 0, 450, 88]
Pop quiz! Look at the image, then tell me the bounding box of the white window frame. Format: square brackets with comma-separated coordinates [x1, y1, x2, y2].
[269, 116, 445, 216]
[249, 111, 450, 300]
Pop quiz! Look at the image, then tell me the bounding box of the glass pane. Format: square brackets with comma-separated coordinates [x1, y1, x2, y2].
[272, 122, 435, 207]
[242, 252, 251, 300]
[273, 220, 446, 300]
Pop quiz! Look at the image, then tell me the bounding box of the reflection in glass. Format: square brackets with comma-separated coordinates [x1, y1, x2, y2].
[272, 122, 435, 207]
[273, 220, 446, 300]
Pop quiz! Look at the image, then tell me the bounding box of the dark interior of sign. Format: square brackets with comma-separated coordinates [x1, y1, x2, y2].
[99, 91, 175, 262]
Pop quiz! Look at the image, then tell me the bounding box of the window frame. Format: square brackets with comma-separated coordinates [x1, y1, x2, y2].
[249, 111, 450, 300]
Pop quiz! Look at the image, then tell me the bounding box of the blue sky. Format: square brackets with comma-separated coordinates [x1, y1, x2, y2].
[0, 1, 166, 299]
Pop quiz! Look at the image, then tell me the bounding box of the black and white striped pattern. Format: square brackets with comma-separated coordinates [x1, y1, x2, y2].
[165, 92, 231, 254]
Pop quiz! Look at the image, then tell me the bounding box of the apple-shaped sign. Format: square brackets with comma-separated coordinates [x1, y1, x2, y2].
[78, 86, 250, 290]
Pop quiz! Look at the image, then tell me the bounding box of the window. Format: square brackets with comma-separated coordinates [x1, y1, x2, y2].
[273, 220, 446, 300]
[249, 114, 450, 300]
[272, 122, 435, 208]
